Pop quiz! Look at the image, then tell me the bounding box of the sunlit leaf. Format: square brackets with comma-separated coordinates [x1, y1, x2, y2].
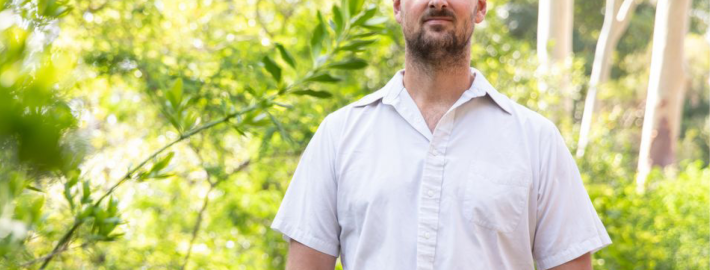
[166, 78, 183, 110]
[349, 0, 365, 17]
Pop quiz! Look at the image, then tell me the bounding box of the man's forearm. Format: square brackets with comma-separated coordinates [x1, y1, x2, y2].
[548, 252, 592, 270]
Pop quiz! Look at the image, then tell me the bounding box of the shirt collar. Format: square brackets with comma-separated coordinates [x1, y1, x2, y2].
[353, 67, 513, 115]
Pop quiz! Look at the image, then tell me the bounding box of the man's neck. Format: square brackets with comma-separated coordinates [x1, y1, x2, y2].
[402, 52, 474, 109]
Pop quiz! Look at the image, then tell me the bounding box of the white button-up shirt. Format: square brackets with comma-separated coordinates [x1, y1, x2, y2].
[271, 68, 611, 270]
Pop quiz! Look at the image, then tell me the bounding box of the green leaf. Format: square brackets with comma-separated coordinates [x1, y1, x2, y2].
[350, 32, 378, 39]
[351, 5, 377, 26]
[181, 111, 198, 131]
[166, 78, 184, 110]
[328, 58, 368, 69]
[67, 174, 79, 187]
[340, 0, 351, 20]
[107, 197, 118, 216]
[244, 112, 271, 127]
[150, 152, 174, 175]
[25, 185, 43, 192]
[337, 39, 377, 52]
[310, 11, 326, 61]
[291, 90, 333, 98]
[81, 181, 92, 204]
[364, 17, 388, 27]
[262, 56, 282, 83]
[267, 112, 294, 144]
[64, 184, 75, 210]
[273, 102, 293, 109]
[305, 73, 342, 83]
[349, 0, 365, 17]
[79, 205, 94, 220]
[318, 12, 330, 52]
[275, 43, 296, 68]
[332, 5, 345, 36]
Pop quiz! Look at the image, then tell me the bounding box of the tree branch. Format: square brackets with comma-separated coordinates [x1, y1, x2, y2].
[37, 105, 258, 269]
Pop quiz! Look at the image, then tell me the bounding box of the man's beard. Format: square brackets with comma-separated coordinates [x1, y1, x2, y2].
[404, 10, 474, 69]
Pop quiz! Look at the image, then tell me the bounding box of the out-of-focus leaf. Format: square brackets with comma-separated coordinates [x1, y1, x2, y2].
[138, 152, 175, 181]
[305, 73, 342, 83]
[262, 56, 282, 83]
[310, 11, 326, 61]
[275, 43, 296, 68]
[349, 0, 365, 17]
[25, 185, 43, 192]
[337, 39, 377, 52]
[267, 112, 293, 144]
[81, 180, 91, 204]
[351, 5, 377, 26]
[291, 89, 333, 98]
[332, 5, 344, 36]
[362, 17, 388, 30]
[150, 152, 174, 174]
[328, 58, 368, 69]
[166, 78, 183, 110]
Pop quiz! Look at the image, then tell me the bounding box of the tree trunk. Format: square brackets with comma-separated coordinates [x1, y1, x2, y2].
[636, 0, 691, 192]
[577, 0, 637, 157]
[537, 0, 574, 118]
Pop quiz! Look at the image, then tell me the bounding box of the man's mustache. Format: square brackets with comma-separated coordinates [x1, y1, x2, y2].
[420, 8, 456, 23]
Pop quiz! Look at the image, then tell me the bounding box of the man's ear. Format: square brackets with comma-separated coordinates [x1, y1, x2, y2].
[394, 0, 403, 24]
[474, 0, 487, 23]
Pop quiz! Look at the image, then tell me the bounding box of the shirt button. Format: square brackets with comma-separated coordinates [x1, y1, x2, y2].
[431, 149, 439, 156]
[425, 232, 431, 239]
[427, 190, 434, 197]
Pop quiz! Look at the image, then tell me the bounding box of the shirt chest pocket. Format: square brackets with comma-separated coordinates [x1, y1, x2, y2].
[462, 160, 531, 233]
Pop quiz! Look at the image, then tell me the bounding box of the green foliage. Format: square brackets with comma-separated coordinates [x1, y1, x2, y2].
[586, 161, 710, 270]
[0, 0, 707, 269]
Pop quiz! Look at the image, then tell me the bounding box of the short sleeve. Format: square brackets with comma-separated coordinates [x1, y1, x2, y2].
[270, 115, 341, 257]
[532, 122, 612, 269]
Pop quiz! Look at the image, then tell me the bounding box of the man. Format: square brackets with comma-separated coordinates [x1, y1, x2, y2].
[271, 0, 611, 269]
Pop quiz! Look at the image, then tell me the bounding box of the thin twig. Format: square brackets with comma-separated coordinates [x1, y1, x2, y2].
[20, 242, 91, 268]
[39, 221, 83, 269]
[180, 159, 250, 270]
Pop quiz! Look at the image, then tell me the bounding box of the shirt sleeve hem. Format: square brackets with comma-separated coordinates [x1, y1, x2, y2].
[535, 234, 612, 270]
[270, 219, 340, 257]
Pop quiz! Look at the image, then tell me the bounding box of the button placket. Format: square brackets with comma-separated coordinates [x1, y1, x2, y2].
[415, 110, 456, 270]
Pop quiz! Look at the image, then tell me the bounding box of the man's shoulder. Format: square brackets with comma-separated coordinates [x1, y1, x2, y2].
[318, 87, 388, 136]
[497, 94, 560, 136]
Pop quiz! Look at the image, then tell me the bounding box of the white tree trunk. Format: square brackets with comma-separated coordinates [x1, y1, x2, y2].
[577, 0, 638, 157]
[537, 0, 574, 116]
[636, 0, 691, 192]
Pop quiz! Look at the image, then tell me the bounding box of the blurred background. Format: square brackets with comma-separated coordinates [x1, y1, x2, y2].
[0, 0, 708, 269]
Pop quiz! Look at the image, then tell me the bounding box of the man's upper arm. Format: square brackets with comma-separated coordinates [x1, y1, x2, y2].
[271, 114, 342, 257]
[286, 239, 337, 270]
[532, 121, 611, 269]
